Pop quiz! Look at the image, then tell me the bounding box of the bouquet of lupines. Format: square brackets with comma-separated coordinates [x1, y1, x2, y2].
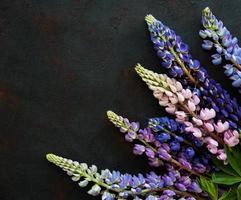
[47, 8, 241, 200]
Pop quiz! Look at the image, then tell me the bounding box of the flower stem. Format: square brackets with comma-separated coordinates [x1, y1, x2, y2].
[169, 47, 198, 85]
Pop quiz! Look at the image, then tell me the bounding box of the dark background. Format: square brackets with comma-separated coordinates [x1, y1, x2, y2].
[0, 0, 241, 199]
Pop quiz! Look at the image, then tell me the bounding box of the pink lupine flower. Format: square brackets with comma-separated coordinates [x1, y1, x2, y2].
[159, 98, 169, 106]
[153, 90, 163, 99]
[164, 90, 173, 97]
[214, 121, 229, 133]
[165, 105, 176, 114]
[204, 122, 214, 132]
[205, 137, 219, 147]
[192, 117, 203, 126]
[193, 95, 200, 105]
[185, 126, 202, 138]
[175, 111, 187, 122]
[175, 81, 183, 91]
[177, 92, 185, 102]
[182, 89, 192, 99]
[199, 108, 216, 121]
[170, 85, 177, 93]
[192, 128, 202, 138]
[169, 96, 178, 104]
[206, 137, 219, 154]
[217, 149, 227, 161]
[207, 144, 218, 154]
[188, 100, 196, 112]
[224, 130, 240, 147]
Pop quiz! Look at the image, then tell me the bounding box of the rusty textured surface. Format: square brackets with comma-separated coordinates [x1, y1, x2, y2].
[0, 0, 241, 199]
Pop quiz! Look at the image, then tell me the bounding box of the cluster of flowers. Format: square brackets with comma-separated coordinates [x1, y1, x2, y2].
[46, 8, 241, 200]
[200, 7, 241, 92]
[107, 111, 210, 175]
[145, 14, 241, 130]
[47, 153, 203, 200]
[135, 64, 239, 162]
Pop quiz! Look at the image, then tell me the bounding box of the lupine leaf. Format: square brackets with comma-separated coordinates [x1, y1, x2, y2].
[237, 183, 241, 200]
[225, 146, 241, 177]
[199, 176, 218, 200]
[218, 188, 237, 200]
[212, 158, 239, 176]
[212, 172, 241, 185]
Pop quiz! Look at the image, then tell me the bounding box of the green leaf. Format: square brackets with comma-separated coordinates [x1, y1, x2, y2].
[212, 172, 241, 185]
[225, 146, 241, 177]
[219, 188, 237, 200]
[212, 158, 239, 176]
[199, 176, 218, 200]
[237, 183, 241, 200]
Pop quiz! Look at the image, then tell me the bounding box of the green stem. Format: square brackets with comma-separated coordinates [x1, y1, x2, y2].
[169, 47, 198, 85]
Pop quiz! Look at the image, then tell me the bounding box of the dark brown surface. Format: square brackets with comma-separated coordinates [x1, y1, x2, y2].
[0, 0, 241, 199]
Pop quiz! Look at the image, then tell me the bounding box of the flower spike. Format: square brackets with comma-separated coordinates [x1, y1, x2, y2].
[135, 64, 239, 162]
[46, 153, 204, 199]
[201, 7, 241, 92]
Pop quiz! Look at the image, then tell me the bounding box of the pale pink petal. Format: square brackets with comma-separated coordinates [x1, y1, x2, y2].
[176, 81, 183, 91]
[165, 105, 176, 114]
[159, 100, 169, 106]
[205, 137, 218, 146]
[192, 128, 202, 138]
[182, 89, 192, 99]
[217, 149, 227, 161]
[169, 85, 177, 93]
[204, 122, 214, 132]
[164, 90, 173, 97]
[214, 121, 229, 133]
[177, 93, 185, 102]
[188, 100, 196, 112]
[192, 117, 203, 126]
[207, 144, 218, 154]
[169, 96, 178, 104]
[193, 95, 200, 105]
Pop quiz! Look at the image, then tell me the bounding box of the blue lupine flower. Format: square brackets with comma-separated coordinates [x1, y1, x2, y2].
[185, 147, 195, 159]
[201, 7, 241, 94]
[156, 132, 171, 142]
[170, 140, 181, 151]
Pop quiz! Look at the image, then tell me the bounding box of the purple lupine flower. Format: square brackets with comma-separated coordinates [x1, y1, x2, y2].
[163, 189, 176, 196]
[201, 7, 241, 93]
[133, 144, 146, 155]
[158, 148, 172, 161]
[145, 14, 241, 129]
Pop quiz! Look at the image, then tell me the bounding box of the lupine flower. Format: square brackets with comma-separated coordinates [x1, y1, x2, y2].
[201, 7, 241, 93]
[107, 110, 211, 175]
[135, 64, 239, 162]
[145, 14, 241, 129]
[224, 130, 240, 147]
[46, 154, 203, 199]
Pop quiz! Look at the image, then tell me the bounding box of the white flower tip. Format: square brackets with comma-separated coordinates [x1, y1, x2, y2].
[107, 110, 115, 118]
[46, 153, 58, 162]
[203, 7, 211, 14]
[145, 14, 156, 25]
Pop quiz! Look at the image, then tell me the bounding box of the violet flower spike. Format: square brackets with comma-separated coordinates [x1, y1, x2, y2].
[46, 154, 204, 199]
[201, 7, 241, 93]
[107, 110, 208, 176]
